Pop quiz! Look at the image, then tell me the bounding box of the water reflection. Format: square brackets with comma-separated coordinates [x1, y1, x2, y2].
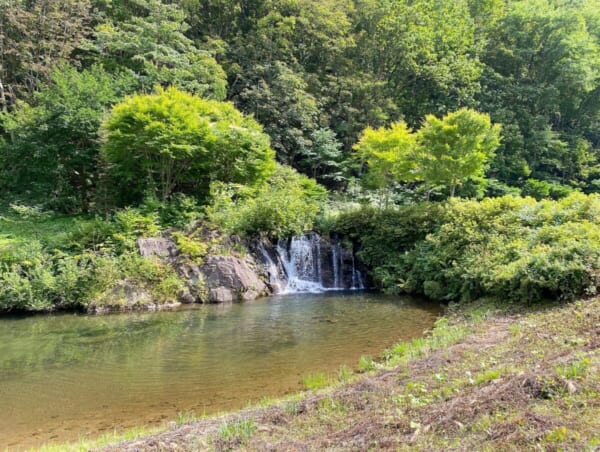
[0, 292, 441, 449]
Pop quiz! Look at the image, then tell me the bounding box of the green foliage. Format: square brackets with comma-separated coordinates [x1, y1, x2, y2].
[417, 109, 501, 197]
[111, 208, 160, 251]
[474, 370, 502, 385]
[337, 365, 353, 383]
[335, 193, 600, 303]
[101, 86, 276, 203]
[171, 232, 208, 262]
[1, 0, 599, 196]
[354, 109, 501, 200]
[479, 1, 600, 188]
[0, 0, 93, 105]
[300, 128, 345, 186]
[208, 164, 326, 238]
[358, 355, 376, 372]
[91, 0, 227, 99]
[0, 206, 186, 312]
[555, 357, 591, 380]
[174, 410, 200, 425]
[0, 65, 134, 212]
[148, 194, 203, 229]
[354, 121, 418, 194]
[522, 179, 576, 201]
[302, 372, 330, 390]
[0, 247, 183, 312]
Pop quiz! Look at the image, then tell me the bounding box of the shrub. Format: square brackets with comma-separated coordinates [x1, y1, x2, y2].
[207, 164, 326, 238]
[334, 193, 600, 303]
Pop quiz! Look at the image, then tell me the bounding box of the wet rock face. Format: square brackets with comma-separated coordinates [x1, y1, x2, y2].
[256, 234, 367, 293]
[200, 255, 268, 303]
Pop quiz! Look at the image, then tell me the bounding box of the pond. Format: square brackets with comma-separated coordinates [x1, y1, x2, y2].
[0, 292, 441, 449]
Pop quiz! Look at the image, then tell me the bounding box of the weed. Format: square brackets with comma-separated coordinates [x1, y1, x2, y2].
[317, 397, 347, 416]
[337, 365, 353, 383]
[555, 357, 590, 379]
[303, 372, 330, 390]
[217, 418, 256, 445]
[284, 401, 299, 416]
[545, 426, 568, 443]
[475, 369, 502, 385]
[175, 410, 200, 425]
[358, 355, 376, 372]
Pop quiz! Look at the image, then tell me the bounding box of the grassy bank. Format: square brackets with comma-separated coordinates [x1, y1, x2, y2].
[34, 296, 600, 451]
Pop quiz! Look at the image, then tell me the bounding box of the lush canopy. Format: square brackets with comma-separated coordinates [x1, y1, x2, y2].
[101, 87, 275, 203]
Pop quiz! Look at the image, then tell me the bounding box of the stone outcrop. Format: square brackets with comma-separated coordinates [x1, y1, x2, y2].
[125, 231, 366, 310]
[200, 255, 268, 303]
[88, 280, 181, 314]
[137, 237, 178, 260]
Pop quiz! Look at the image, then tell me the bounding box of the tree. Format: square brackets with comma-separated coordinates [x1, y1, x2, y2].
[299, 128, 344, 185]
[0, 0, 93, 108]
[353, 0, 482, 126]
[354, 121, 418, 189]
[101, 87, 276, 203]
[417, 109, 501, 197]
[234, 62, 319, 166]
[0, 64, 134, 211]
[478, 0, 600, 188]
[91, 0, 227, 99]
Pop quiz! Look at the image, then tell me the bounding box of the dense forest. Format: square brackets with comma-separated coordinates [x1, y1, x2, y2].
[2, 0, 599, 206]
[0, 0, 600, 312]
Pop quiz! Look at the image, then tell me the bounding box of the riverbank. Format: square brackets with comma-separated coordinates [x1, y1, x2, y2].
[36, 296, 600, 451]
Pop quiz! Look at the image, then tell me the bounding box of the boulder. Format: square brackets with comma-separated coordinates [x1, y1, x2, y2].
[88, 280, 181, 314]
[201, 255, 268, 303]
[136, 237, 177, 260]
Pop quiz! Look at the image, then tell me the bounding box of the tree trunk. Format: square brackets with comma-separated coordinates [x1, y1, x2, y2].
[450, 184, 456, 197]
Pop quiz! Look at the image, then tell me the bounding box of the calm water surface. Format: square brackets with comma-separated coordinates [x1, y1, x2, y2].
[0, 292, 441, 450]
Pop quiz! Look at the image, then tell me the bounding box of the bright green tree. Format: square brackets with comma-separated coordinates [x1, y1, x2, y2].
[417, 109, 501, 197]
[354, 121, 419, 189]
[101, 87, 276, 203]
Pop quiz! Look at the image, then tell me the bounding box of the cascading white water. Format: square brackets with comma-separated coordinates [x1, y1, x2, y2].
[264, 233, 365, 294]
[332, 244, 340, 289]
[350, 254, 365, 290]
[277, 234, 325, 293]
[258, 242, 285, 294]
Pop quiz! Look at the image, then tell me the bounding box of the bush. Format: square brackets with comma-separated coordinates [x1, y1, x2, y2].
[334, 193, 600, 303]
[207, 164, 327, 238]
[0, 245, 184, 312]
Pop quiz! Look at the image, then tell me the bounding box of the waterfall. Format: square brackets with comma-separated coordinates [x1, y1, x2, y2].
[277, 234, 325, 293]
[258, 242, 285, 294]
[260, 233, 365, 294]
[332, 244, 340, 289]
[350, 254, 365, 290]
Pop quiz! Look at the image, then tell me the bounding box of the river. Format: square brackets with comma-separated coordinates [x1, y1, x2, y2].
[0, 292, 441, 450]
